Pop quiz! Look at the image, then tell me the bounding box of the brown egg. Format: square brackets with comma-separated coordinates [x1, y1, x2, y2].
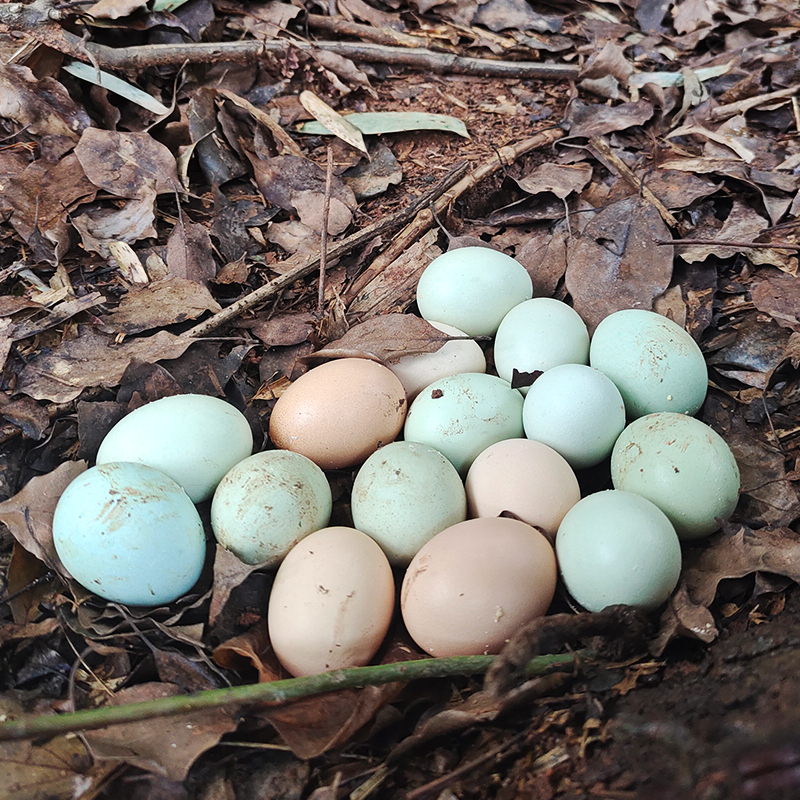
[465, 439, 580, 535]
[269, 358, 407, 470]
[400, 517, 557, 657]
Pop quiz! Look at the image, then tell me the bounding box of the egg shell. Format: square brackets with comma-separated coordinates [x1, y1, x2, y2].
[96, 394, 253, 503]
[211, 450, 332, 566]
[403, 373, 524, 476]
[269, 358, 407, 470]
[388, 321, 486, 402]
[465, 439, 580, 534]
[351, 441, 467, 566]
[53, 462, 206, 606]
[610, 412, 740, 539]
[522, 364, 626, 469]
[589, 309, 708, 419]
[415, 247, 533, 337]
[401, 517, 557, 657]
[267, 527, 395, 677]
[555, 490, 682, 612]
[494, 298, 590, 394]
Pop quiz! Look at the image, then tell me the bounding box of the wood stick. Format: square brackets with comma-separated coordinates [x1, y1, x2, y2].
[655, 238, 799, 249]
[181, 161, 469, 338]
[0, 651, 578, 742]
[709, 84, 800, 122]
[305, 14, 457, 52]
[317, 144, 334, 312]
[345, 126, 565, 305]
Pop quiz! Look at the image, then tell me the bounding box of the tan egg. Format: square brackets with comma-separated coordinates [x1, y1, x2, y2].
[465, 439, 580, 535]
[269, 358, 407, 470]
[267, 527, 395, 676]
[400, 517, 556, 657]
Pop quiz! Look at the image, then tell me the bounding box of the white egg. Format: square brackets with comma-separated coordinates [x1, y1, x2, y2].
[523, 364, 626, 469]
[403, 373, 525, 476]
[211, 451, 332, 566]
[97, 394, 253, 503]
[267, 527, 395, 677]
[388, 321, 486, 402]
[494, 298, 590, 393]
[53, 463, 206, 606]
[555, 490, 682, 612]
[416, 247, 532, 337]
[351, 441, 467, 566]
[590, 309, 708, 418]
[611, 412, 740, 540]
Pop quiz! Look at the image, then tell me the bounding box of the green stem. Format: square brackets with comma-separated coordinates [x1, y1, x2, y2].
[0, 651, 581, 742]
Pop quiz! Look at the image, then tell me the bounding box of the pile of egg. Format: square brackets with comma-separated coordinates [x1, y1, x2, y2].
[52, 246, 740, 677]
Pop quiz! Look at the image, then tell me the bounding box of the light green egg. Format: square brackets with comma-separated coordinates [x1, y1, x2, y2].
[351, 441, 467, 566]
[611, 412, 740, 540]
[590, 309, 708, 419]
[556, 490, 682, 612]
[403, 373, 524, 476]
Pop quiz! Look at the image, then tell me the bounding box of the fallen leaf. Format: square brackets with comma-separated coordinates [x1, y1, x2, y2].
[752, 271, 800, 331]
[75, 128, 181, 197]
[299, 111, 470, 139]
[267, 220, 320, 257]
[212, 618, 282, 682]
[299, 90, 367, 154]
[517, 163, 593, 199]
[102, 278, 222, 334]
[240, 313, 315, 347]
[565, 196, 673, 331]
[0, 460, 86, 575]
[17, 329, 194, 403]
[652, 583, 718, 655]
[166, 217, 216, 283]
[209, 545, 273, 630]
[473, 0, 562, 32]
[515, 229, 568, 297]
[84, 682, 240, 781]
[342, 142, 403, 200]
[0, 395, 50, 439]
[566, 99, 654, 138]
[310, 314, 451, 364]
[310, 49, 376, 97]
[679, 200, 768, 262]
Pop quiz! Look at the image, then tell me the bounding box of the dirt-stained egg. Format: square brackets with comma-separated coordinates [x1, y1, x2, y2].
[211, 450, 332, 566]
[267, 527, 395, 677]
[401, 517, 557, 657]
[465, 439, 580, 535]
[269, 358, 407, 470]
[96, 394, 253, 503]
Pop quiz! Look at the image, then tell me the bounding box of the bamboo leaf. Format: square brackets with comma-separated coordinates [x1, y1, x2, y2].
[299, 111, 470, 139]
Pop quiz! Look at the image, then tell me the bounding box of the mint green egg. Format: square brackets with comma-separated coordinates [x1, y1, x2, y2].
[611, 412, 740, 540]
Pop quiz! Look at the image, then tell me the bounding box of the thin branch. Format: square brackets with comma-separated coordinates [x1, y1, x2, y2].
[709, 84, 800, 122]
[305, 14, 458, 52]
[655, 238, 799, 249]
[345, 126, 565, 305]
[181, 161, 469, 338]
[0, 651, 579, 743]
[317, 144, 334, 313]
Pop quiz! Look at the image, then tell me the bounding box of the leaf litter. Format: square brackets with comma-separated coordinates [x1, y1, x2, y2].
[0, 0, 798, 796]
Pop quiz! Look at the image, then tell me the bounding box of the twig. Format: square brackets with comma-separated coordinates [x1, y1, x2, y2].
[709, 84, 800, 122]
[32, 24, 580, 77]
[655, 238, 799, 250]
[344, 126, 565, 305]
[0, 651, 579, 743]
[317, 144, 334, 313]
[588, 137, 685, 235]
[181, 161, 469, 338]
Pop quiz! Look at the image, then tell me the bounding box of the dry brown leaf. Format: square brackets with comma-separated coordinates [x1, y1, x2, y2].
[0, 395, 50, 439]
[515, 229, 568, 298]
[565, 196, 673, 332]
[16, 329, 194, 403]
[209, 545, 271, 629]
[311, 314, 451, 364]
[0, 460, 86, 576]
[580, 40, 634, 82]
[83, 683, 239, 781]
[212, 618, 282, 682]
[652, 583, 718, 655]
[166, 217, 216, 284]
[342, 142, 403, 200]
[241, 313, 315, 347]
[680, 200, 768, 262]
[102, 278, 222, 335]
[751, 272, 800, 331]
[566, 99, 654, 138]
[300, 90, 368, 154]
[517, 163, 593, 199]
[310, 49, 377, 97]
[74, 128, 181, 198]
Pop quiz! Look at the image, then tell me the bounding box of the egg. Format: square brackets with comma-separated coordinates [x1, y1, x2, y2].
[522, 364, 626, 469]
[53, 462, 206, 606]
[401, 517, 557, 657]
[351, 441, 467, 566]
[211, 451, 332, 566]
[589, 309, 708, 418]
[96, 394, 253, 503]
[611, 412, 740, 540]
[388, 321, 486, 402]
[267, 527, 395, 677]
[555, 490, 682, 612]
[403, 373, 524, 476]
[465, 439, 580, 534]
[269, 358, 407, 470]
[415, 247, 533, 337]
[493, 298, 589, 393]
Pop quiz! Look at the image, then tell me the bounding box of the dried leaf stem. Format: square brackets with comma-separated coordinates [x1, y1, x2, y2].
[0, 651, 579, 743]
[182, 161, 468, 338]
[345, 126, 565, 304]
[317, 144, 334, 313]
